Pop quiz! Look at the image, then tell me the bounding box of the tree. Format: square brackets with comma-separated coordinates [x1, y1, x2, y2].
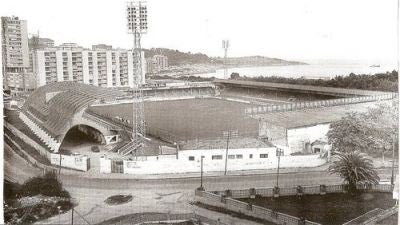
[327, 101, 398, 161]
[230, 72, 240, 79]
[329, 151, 379, 192]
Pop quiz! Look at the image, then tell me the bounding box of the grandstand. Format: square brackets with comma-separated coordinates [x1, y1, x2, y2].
[19, 82, 127, 152]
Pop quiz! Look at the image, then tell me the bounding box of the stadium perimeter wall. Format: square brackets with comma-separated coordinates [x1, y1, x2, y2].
[100, 147, 327, 174]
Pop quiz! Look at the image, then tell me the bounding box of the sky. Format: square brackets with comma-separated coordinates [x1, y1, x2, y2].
[1, 0, 398, 64]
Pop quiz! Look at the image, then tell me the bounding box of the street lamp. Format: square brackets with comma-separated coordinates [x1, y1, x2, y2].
[199, 156, 205, 190]
[276, 148, 283, 188]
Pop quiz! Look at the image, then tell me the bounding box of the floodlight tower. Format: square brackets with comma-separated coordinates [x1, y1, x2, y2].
[222, 40, 229, 79]
[127, 0, 148, 152]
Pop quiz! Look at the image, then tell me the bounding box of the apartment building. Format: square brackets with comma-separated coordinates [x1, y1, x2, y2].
[146, 54, 168, 74]
[1, 16, 34, 94]
[34, 48, 146, 88]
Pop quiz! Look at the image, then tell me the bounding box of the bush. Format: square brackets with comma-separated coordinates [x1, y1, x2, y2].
[20, 173, 70, 198]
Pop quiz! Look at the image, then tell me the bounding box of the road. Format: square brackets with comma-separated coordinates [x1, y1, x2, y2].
[4, 145, 395, 225]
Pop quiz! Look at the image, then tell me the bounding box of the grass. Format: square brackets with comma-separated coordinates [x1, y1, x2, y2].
[239, 192, 396, 225]
[90, 98, 259, 142]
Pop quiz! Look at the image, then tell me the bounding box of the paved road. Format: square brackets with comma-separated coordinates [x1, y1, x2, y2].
[5, 146, 395, 225]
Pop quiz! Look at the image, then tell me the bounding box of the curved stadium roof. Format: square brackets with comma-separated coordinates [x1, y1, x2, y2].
[21, 82, 125, 138]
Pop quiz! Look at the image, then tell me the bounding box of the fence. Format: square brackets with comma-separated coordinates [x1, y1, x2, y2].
[208, 184, 393, 199]
[245, 93, 397, 115]
[195, 184, 394, 225]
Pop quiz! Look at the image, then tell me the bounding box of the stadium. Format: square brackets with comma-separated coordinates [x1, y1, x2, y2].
[12, 79, 396, 174]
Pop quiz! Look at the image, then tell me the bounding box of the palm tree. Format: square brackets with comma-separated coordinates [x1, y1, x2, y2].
[329, 151, 380, 192]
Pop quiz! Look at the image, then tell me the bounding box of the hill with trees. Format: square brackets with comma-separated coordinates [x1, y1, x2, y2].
[143, 48, 306, 67]
[238, 71, 398, 92]
[144, 48, 220, 65]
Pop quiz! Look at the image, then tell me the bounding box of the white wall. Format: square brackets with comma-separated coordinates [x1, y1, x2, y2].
[117, 147, 326, 175]
[99, 156, 112, 173]
[287, 123, 330, 153]
[50, 153, 89, 171]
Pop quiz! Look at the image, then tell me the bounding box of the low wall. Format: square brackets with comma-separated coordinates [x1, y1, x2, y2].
[195, 190, 319, 225]
[245, 93, 397, 115]
[100, 147, 327, 174]
[50, 153, 89, 172]
[195, 184, 394, 225]
[210, 184, 393, 199]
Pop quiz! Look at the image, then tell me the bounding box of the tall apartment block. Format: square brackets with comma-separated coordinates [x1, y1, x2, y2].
[33, 48, 146, 88]
[1, 16, 34, 94]
[146, 54, 168, 74]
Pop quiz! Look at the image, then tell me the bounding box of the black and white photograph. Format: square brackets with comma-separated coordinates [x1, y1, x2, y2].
[1, 0, 399, 224]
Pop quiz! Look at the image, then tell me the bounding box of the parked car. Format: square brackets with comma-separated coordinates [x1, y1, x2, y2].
[91, 146, 100, 152]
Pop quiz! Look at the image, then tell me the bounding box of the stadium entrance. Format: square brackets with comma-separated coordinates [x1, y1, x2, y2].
[60, 125, 106, 150]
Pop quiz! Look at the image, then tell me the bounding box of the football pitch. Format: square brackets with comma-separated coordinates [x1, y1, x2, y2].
[90, 98, 260, 142]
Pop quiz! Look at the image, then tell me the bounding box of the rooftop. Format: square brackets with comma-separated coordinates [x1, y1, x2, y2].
[254, 101, 389, 129]
[215, 79, 392, 96]
[179, 137, 273, 150]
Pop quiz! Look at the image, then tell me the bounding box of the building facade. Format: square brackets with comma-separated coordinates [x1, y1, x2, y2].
[1, 16, 33, 94]
[33, 49, 146, 88]
[146, 54, 168, 74]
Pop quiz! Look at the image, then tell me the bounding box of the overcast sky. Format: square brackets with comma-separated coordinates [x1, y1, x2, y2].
[1, 0, 398, 64]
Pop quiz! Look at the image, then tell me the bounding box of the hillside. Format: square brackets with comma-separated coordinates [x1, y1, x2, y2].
[144, 48, 306, 67]
[214, 56, 307, 67]
[143, 48, 220, 65]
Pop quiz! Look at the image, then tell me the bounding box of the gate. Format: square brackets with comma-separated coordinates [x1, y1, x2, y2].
[111, 160, 124, 173]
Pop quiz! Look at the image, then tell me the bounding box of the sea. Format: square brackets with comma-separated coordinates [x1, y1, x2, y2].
[196, 63, 397, 79]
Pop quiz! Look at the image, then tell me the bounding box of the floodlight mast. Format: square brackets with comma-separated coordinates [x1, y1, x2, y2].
[222, 40, 229, 79]
[127, 1, 147, 153]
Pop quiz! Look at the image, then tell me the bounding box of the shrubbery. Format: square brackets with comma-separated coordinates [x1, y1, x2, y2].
[240, 70, 398, 92]
[20, 173, 70, 198]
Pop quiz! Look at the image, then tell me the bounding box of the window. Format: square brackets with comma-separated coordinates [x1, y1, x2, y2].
[188, 156, 195, 161]
[228, 155, 235, 159]
[212, 155, 223, 160]
[236, 154, 243, 159]
[260, 154, 268, 158]
[249, 154, 253, 159]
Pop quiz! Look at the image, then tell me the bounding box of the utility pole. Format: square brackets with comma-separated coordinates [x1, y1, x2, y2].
[200, 156, 204, 189]
[223, 130, 238, 175]
[224, 134, 230, 175]
[71, 207, 74, 225]
[59, 152, 62, 176]
[276, 148, 283, 188]
[392, 134, 397, 185]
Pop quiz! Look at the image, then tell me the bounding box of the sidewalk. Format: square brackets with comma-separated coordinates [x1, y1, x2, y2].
[59, 163, 333, 180]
